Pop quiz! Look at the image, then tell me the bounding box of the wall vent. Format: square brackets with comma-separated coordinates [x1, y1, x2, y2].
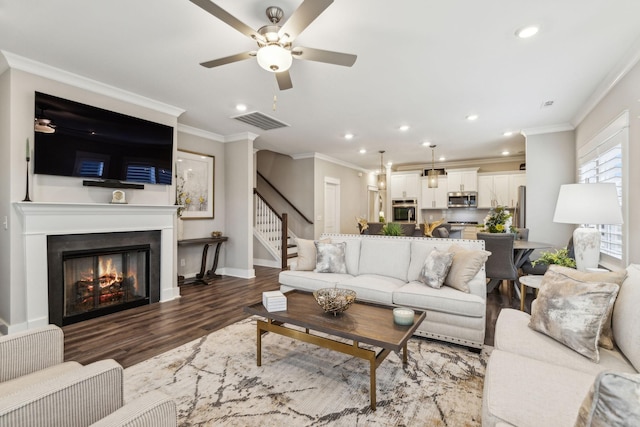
[231, 111, 290, 131]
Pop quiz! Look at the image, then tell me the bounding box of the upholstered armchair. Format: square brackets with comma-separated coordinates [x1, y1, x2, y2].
[0, 325, 176, 427]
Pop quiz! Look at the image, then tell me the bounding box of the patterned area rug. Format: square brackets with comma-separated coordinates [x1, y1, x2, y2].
[124, 317, 491, 426]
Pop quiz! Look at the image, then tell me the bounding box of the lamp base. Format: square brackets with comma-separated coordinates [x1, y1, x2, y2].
[573, 226, 600, 271]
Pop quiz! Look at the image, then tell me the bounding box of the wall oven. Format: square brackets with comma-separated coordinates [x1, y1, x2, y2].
[448, 192, 478, 208]
[392, 199, 417, 223]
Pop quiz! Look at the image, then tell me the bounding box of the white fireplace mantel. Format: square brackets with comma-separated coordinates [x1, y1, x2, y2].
[14, 202, 180, 329]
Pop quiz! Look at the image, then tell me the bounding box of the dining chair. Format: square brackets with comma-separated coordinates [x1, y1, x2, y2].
[477, 232, 520, 298]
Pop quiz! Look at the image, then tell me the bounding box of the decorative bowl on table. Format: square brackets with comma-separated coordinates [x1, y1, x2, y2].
[313, 288, 357, 315]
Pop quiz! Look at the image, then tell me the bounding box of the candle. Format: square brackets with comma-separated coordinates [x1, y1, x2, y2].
[393, 307, 415, 325]
[26, 138, 30, 159]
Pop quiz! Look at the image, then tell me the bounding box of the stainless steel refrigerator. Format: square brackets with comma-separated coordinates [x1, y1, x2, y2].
[515, 186, 526, 228]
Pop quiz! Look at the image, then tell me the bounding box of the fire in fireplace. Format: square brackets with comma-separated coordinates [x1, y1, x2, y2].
[63, 246, 149, 320]
[47, 230, 161, 326]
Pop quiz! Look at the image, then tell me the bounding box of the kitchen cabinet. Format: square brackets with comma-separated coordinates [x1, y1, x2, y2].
[420, 176, 448, 209]
[478, 172, 526, 208]
[446, 168, 478, 192]
[390, 173, 420, 199]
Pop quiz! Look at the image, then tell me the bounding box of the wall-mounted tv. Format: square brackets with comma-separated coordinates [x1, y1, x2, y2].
[34, 92, 174, 186]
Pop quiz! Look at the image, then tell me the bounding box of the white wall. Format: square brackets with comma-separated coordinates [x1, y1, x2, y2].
[575, 59, 640, 264]
[525, 131, 576, 249]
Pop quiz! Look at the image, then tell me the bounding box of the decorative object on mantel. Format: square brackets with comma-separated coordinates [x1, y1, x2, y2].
[176, 150, 215, 219]
[210, 231, 222, 238]
[552, 183, 623, 271]
[482, 205, 515, 233]
[22, 138, 32, 202]
[313, 288, 356, 315]
[111, 190, 127, 204]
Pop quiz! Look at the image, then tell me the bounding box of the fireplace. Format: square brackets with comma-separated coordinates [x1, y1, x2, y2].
[48, 230, 161, 326]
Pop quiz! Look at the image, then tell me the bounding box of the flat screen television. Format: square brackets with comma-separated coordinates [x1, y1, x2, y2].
[34, 92, 174, 186]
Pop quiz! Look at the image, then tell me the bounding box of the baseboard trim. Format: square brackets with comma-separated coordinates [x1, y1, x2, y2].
[253, 258, 281, 268]
[218, 267, 256, 279]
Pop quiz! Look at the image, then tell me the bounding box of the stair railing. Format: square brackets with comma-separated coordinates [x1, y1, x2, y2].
[254, 189, 296, 270]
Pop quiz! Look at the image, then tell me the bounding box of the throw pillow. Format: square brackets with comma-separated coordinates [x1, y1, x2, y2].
[529, 269, 620, 362]
[575, 371, 640, 426]
[444, 244, 491, 293]
[295, 238, 330, 271]
[418, 248, 455, 289]
[547, 265, 627, 350]
[315, 241, 347, 274]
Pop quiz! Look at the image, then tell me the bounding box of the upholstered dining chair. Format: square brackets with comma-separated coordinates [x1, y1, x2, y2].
[477, 232, 520, 298]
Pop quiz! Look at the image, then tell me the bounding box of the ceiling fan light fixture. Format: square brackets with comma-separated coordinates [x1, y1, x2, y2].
[257, 44, 292, 72]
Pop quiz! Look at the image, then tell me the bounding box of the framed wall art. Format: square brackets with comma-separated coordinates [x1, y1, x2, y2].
[176, 150, 214, 219]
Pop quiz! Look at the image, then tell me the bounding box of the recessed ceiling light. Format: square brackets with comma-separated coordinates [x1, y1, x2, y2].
[236, 104, 247, 112]
[386, 161, 393, 167]
[359, 148, 366, 154]
[502, 151, 510, 156]
[421, 141, 431, 147]
[344, 133, 354, 140]
[466, 114, 478, 121]
[503, 131, 513, 137]
[516, 25, 539, 39]
[438, 156, 446, 161]
[399, 125, 410, 132]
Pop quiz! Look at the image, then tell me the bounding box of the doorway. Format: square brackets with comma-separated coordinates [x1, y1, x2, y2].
[324, 177, 341, 234]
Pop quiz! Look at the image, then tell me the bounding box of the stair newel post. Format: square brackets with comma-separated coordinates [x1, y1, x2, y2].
[281, 213, 288, 270]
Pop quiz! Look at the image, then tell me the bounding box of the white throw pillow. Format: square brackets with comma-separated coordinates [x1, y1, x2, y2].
[295, 238, 329, 271]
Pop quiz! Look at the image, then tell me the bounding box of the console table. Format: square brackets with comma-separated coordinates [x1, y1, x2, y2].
[177, 236, 228, 285]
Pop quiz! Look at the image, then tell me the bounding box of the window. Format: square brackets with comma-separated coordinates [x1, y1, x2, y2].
[577, 112, 628, 266]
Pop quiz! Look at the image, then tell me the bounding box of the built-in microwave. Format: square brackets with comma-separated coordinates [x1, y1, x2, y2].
[392, 199, 417, 223]
[447, 192, 478, 208]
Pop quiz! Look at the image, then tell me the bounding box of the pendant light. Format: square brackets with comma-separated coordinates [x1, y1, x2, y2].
[378, 150, 386, 189]
[428, 145, 438, 188]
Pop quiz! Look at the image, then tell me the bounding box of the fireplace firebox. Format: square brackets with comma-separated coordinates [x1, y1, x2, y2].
[48, 231, 161, 326]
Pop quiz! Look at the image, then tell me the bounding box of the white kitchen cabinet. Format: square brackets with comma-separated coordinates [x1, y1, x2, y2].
[390, 173, 420, 199]
[420, 176, 448, 209]
[478, 172, 526, 208]
[446, 169, 478, 192]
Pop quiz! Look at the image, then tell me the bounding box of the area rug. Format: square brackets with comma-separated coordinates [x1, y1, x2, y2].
[124, 317, 491, 426]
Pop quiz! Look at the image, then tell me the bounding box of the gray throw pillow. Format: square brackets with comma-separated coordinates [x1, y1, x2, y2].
[315, 242, 347, 274]
[529, 269, 620, 362]
[546, 265, 627, 350]
[575, 371, 640, 426]
[419, 249, 454, 289]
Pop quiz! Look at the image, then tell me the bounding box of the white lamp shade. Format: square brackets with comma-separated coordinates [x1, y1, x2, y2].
[553, 183, 623, 225]
[256, 45, 292, 73]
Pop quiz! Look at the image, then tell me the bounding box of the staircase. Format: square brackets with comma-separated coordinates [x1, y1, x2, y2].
[254, 191, 298, 269]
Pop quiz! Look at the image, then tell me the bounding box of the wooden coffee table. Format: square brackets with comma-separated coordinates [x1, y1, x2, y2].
[244, 290, 426, 410]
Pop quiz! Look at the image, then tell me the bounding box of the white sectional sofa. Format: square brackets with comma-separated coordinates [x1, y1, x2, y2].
[483, 264, 640, 427]
[279, 233, 489, 350]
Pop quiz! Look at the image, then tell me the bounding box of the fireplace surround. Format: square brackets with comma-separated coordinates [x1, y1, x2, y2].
[15, 202, 179, 330]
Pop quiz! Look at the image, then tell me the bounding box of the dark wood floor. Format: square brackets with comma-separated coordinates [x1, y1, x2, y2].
[63, 266, 524, 368]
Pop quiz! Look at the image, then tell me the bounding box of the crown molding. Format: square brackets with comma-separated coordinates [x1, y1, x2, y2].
[177, 123, 225, 142]
[395, 154, 526, 172]
[1, 50, 185, 117]
[520, 123, 575, 137]
[291, 152, 368, 173]
[224, 132, 259, 143]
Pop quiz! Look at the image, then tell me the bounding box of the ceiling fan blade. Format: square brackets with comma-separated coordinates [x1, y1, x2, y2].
[292, 47, 357, 67]
[278, 0, 333, 42]
[200, 52, 254, 68]
[275, 71, 293, 90]
[189, 0, 265, 43]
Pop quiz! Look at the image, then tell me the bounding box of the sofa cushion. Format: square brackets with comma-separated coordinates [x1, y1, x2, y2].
[483, 349, 595, 427]
[358, 238, 411, 282]
[393, 281, 485, 318]
[495, 309, 636, 376]
[407, 241, 434, 282]
[444, 244, 490, 293]
[279, 271, 354, 293]
[294, 238, 330, 271]
[337, 274, 406, 305]
[613, 264, 640, 372]
[315, 241, 347, 273]
[575, 371, 640, 427]
[418, 249, 454, 289]
[546, 265, 627, 349]
[529, 268, 619, 362]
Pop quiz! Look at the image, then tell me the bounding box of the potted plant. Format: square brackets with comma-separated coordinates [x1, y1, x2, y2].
[532, 248, 576, 269]
[482, 205, 516, 233]
[381, 222, 403, 236]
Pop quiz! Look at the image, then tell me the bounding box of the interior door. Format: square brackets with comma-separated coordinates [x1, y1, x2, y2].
[324, 177, 341, 234]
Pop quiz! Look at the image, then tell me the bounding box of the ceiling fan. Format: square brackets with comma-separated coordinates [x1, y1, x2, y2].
[189, 0, 357, 90]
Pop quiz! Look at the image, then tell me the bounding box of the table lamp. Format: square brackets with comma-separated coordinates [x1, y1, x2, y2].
[552, 183, 623, 271]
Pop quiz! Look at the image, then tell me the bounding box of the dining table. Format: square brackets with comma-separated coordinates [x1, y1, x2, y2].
[513, 240, 554, 269]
